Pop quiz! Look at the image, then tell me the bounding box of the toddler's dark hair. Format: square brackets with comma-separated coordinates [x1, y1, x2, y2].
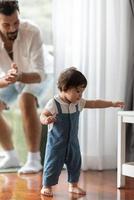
[58, 67, 87, 91]
[0, 0, 19, 15]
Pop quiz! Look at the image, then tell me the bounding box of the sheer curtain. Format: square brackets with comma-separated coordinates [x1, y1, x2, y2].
[125, 0, 134, 162]
[52, 0, 131, 170]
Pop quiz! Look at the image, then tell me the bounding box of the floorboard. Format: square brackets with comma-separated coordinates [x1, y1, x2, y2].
[0, 170, 134, 200]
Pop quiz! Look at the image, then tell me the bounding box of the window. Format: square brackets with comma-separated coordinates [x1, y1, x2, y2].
[1, 1, 54, 163]
[19, 0, 53, 46]
[19, 0, 54, 105]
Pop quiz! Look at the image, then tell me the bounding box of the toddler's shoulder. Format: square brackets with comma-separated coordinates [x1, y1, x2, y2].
[78, 98, 86, 111]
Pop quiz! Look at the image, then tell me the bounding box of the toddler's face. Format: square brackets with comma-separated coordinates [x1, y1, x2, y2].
[64, 86, 85, 103]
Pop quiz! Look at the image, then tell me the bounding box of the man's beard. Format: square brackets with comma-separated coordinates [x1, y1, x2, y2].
[7, 30, 18, 41]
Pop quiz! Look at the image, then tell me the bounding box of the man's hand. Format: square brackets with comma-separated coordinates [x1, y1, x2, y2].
[0, 63, 20, 87]
[0, 101, 9, 111]
[5, 63, 19, 84]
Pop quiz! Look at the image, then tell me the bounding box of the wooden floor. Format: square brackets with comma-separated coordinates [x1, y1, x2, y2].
[0, 170, 134, 200]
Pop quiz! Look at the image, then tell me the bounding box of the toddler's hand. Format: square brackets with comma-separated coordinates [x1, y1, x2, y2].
[45, 116, 56, 124]
[112, 101, 124, 108]
[40, 115, 56, 125]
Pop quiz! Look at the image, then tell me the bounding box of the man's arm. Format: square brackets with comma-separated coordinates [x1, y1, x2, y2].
[9, 62, 41, 84]
[0, 63, 42, 87]
[0, 72, 41, 86]
[17, 72, 41, 83]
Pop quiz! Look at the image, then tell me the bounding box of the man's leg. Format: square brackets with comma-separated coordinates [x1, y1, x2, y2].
[0, 114, 13, 150]
[0, 113, 20, 168]
[18, 93, 42, 173]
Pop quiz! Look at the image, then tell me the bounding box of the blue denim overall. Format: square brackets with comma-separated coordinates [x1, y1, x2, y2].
[43, 99, 81, 186]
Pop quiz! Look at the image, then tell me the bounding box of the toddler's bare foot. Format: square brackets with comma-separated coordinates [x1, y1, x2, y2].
[68, 185, 86, 195]
[41, 186, 53, 197]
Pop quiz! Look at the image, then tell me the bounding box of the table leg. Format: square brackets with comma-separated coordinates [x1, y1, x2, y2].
[117, 115, 126, 188]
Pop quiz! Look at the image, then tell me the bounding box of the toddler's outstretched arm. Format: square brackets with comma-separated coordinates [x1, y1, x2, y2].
[84, 100, 124, 109]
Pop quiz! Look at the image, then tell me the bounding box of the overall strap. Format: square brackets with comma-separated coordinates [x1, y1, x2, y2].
[75, 104, 79, 112]
[54, 99, 62, 114]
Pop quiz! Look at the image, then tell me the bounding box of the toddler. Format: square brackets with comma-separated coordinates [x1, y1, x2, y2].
[40, 67, 124, 197]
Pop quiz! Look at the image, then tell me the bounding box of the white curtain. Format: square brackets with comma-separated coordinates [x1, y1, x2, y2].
[52, 0, 132, 170]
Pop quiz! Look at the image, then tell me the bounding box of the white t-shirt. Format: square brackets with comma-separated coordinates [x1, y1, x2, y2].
[43, 95, 86, 131]
[44, 95, 86, 115]
[0, 19, 45, 81]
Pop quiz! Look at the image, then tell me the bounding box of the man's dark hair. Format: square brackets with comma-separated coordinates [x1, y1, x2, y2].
[58, 67, 87, 92]
[0, 0, 19, 15]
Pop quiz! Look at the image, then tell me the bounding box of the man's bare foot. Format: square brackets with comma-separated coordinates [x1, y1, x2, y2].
[41, 186, 53, 197]
[68, 184, 86, 195]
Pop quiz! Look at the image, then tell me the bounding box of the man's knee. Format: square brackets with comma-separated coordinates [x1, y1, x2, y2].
[19, 93, 37, 111]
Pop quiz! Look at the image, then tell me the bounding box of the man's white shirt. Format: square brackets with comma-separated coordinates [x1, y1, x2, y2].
[0, 19, 45, 81]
